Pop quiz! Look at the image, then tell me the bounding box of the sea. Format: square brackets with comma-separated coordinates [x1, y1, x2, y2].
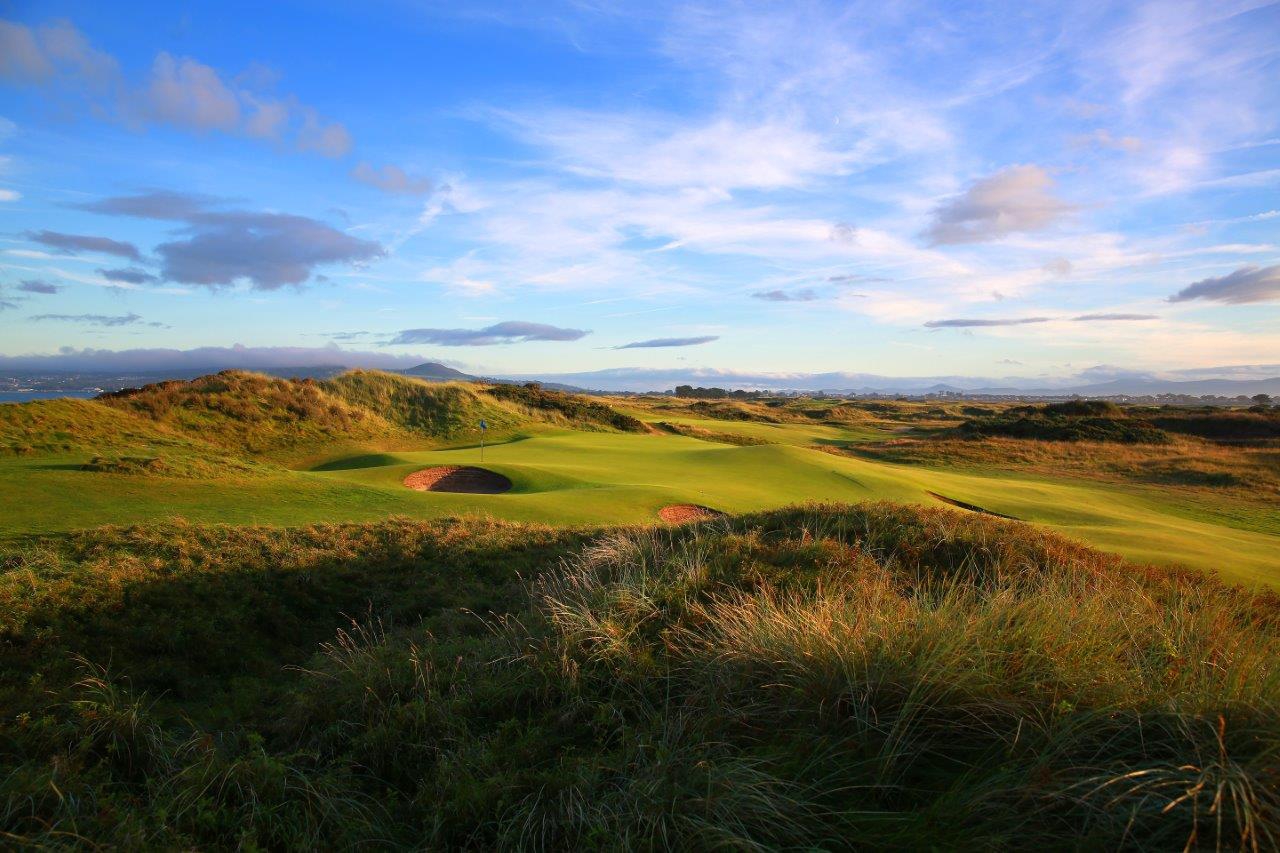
[0, 390, 101, 404]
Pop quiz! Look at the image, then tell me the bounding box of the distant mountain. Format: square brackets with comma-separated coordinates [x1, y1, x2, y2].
[401, 362, 477, 381]
[505, 367, 1280, 397]
[1057, 377, 1280, 398]
[5, 358, 1277, 399]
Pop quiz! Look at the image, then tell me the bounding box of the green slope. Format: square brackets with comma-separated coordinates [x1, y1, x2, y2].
[3, 427, 1275, 585]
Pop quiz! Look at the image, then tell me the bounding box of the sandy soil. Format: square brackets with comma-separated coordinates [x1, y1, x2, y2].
[658, 504, 724, 523]
[403, 466, 512, 494]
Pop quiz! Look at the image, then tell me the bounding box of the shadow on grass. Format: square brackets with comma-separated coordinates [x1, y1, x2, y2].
[0, 518, 587, 725]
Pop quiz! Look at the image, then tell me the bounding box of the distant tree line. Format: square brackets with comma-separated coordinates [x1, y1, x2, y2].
[673, 385, 766, 399]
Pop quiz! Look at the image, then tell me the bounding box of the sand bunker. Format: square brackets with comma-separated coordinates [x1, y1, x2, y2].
[925, 491, 1018, 520]
[403, 466, 512, 494]
[658, 504, 724, 523]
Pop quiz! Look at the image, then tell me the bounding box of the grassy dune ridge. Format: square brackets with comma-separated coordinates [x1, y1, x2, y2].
[1, 504, 1276, 848]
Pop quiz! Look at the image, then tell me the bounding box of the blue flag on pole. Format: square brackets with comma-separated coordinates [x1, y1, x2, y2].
[479, 420, 487, 430]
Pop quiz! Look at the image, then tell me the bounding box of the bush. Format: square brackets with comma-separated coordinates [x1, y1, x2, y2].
[958, 402, 1171, 444]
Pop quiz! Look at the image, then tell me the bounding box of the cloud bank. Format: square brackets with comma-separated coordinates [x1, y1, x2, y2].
[79, 191, 384, 289]
[0, 344, 431, 373]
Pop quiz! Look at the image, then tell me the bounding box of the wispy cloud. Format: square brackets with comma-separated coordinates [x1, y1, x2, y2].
[97, 267, 159, 285]
[752, 289, 818, 302]
[1071, 313, 1157, 321]
[615, 335, 719, 349]
[31, 312, 158, 327]
[25, 230, 142, 261]
[351, 161, 433, 195]
[390, 321, 589, 346]
[925, 317, 1050, 328]
[17, 279, 61, 294]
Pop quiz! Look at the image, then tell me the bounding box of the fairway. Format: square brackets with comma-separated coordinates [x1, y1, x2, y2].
[4, 425, 1276, 586]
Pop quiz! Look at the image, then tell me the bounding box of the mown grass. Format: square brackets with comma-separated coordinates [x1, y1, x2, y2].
[1, 504, 1277, 849]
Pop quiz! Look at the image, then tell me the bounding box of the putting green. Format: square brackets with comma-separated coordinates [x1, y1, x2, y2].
[1, 427, 1275, 586]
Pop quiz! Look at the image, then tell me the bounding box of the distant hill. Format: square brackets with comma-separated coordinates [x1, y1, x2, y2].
[401, 362, 477, 381]
[1060, 377, 1280, 398]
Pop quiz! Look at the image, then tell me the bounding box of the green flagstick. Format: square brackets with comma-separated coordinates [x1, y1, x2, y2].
[479, 419, 487, 463]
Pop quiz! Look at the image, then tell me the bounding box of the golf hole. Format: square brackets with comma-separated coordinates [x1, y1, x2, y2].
[403, 466, 512, 494]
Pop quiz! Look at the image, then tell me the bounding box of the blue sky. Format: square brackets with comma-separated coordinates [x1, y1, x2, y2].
[1, 0, 1278, 389]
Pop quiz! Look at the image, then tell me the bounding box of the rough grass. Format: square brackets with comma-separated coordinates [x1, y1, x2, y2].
[0, 398, 196, 456]
[656, 420, 771, 445]
[100, 370, 403, 459]
[848, 435, 1280, 499]
[958, 403, 1172, 444]
[1148, 408, 1280, 442]
[90, 370, 647, 464]
[2, 504, 1276, 849]
[483, 383, 647, 432]
[324, 370, 527, 439]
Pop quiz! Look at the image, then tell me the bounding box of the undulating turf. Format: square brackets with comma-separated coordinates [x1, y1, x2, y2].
[3, 424, 1276, 585]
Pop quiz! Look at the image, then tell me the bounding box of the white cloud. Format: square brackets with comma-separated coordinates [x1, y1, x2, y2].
[504, 110, 854, 191]
[142, 53, 240, 132]
[352, 161, 433, 195]
[296, 107, 353, 158]
[0, 18, 354, 157]
[924, 165, 1072, 244]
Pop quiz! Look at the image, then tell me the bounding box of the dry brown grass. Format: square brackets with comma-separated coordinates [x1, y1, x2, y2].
[838, 435, 1280, 498]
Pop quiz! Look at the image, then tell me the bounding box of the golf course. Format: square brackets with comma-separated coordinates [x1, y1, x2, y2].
[2, 369, 1276, 585]
[4, 371, 1279, 849]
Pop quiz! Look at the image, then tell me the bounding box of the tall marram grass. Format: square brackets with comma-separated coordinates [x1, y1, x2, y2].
[2, 503, 1276, 849]
[515, 504, 1280, 849]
